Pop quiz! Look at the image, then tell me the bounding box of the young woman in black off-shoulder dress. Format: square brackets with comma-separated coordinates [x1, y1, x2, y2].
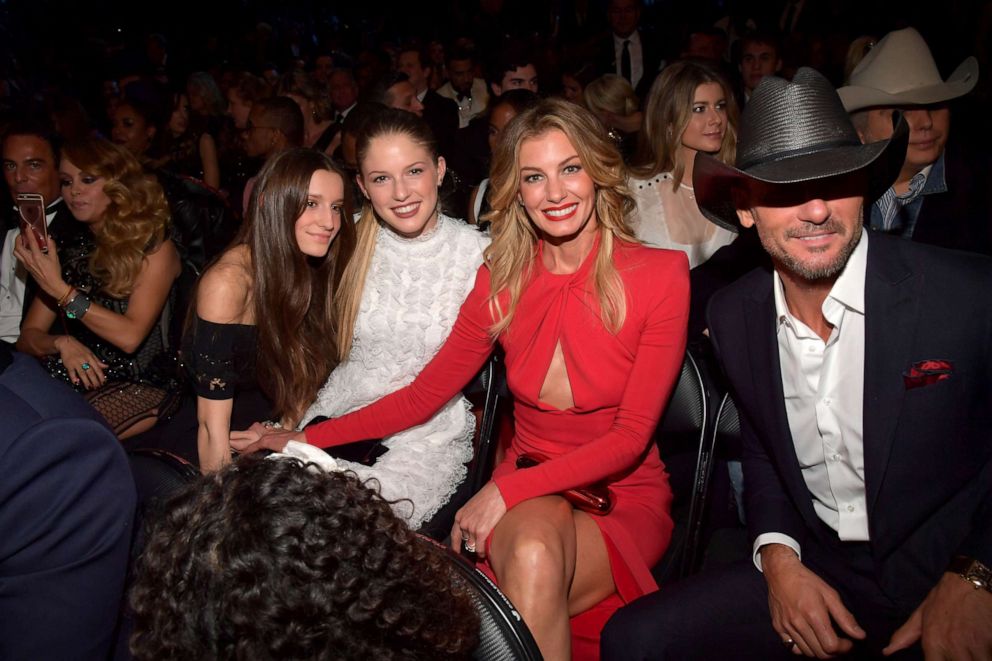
[181, 148, 353, 471]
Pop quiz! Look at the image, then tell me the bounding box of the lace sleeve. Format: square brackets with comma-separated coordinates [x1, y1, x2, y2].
[185, 317, 255, 400]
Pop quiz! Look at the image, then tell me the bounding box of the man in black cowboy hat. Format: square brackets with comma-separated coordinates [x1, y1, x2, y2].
[602, 68, 992, 660]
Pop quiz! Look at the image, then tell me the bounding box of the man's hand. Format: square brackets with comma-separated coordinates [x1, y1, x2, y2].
[762, 544, 866, 658]
[883, 571, 992, 659]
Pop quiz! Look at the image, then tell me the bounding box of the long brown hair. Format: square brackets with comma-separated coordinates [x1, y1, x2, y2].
[484, 98, 638, 335]
[334, 107, 441, 361]
[240, 148, 355, 424]
[61, 137, 171, 298]
[632, 58, 738, 187]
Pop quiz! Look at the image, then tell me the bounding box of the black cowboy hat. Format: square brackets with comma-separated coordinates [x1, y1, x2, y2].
[693, 67, 908, 232]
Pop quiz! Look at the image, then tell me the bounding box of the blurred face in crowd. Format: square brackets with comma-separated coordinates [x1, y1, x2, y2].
[226, 89, 253, 130]
[684, 32, 725, 62]
[60, 157, 111, 227]
[858, 105, 950, 176]
[517, 129, 598, 243]
[358, 132, 445, 239]
[385, 81, 424, 117]
[111, 104, 156, 156]
[169, 94, 190, 137]
[448, 58, 475, 96]
[493, 64, 538, 96]
[740, 41, 782, 93]
[294, 169, 345, 258]
[608, 0, 641, 38]
[329, 70, 359, 111]
[488, 102, 519, 153]
[680, 82, 728, 156]
[243, 108, 281, 158]
[397, 50, 430, 94]
[561, 74, 583, 104]
[2, 134, 62, 204]
[187, 86, 208, 115]
[313, 55, 335, 86]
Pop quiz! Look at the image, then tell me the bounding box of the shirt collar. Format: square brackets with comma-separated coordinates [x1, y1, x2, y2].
[614, 31, 641, 47]
[774, 228, 868, 331]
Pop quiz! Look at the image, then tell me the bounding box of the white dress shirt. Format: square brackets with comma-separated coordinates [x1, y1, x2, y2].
[753, 230, 869, 570]
[437, 78, 489, 128]
[613, 31, 645, 89]
[0, 202, 62, 342]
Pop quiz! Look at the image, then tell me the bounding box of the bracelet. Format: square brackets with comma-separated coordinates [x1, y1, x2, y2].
[57, 286, 75, 308]
[63, 292, 91, 320]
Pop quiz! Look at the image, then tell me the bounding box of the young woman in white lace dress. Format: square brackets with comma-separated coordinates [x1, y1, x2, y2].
[298, 108, 489, 529]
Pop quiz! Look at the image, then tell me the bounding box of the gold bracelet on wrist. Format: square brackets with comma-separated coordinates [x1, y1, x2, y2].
[57, 286, 75, 308]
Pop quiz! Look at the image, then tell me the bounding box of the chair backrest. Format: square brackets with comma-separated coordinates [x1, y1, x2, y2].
[465, 350, 509, 497]
[419, 535, 542, 661]
[652, 349, 710, 581]
[712, 391, 744, 524]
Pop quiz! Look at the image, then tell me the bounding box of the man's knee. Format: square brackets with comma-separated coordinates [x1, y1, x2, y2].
[602, 561, 778, 660]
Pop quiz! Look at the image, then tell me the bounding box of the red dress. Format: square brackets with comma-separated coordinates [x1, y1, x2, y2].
[306, 237, 689, 657]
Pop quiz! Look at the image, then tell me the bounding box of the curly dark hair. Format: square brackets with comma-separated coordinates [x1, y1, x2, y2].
[129, 456, 479, 660]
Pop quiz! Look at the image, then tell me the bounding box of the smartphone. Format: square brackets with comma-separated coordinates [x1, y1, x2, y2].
[16, 193, 48, 253]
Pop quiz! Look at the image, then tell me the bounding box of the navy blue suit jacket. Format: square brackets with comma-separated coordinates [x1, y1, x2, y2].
[707, 232, 992, 610]
[0, 345, 136, 659]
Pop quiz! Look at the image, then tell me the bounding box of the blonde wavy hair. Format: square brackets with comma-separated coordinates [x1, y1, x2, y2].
[632, 59, 738, 188]
[483, 97, 638, 335]
[61, 137, 171, 298]
[583, 74, 640, 120]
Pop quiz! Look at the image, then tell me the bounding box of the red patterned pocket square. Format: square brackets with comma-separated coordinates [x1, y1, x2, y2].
[903, 359, 953, 390]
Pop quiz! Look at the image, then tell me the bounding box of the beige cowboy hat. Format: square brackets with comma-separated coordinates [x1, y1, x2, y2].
[838, 27, 978, 111]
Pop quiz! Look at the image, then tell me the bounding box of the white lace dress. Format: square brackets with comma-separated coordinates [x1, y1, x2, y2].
[629, 172, 736, 268]
[299, 214, 489, 528]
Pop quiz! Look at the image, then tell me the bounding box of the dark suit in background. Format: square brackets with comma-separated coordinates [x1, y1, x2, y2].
[596, 28, 665, 100]
[422, 89, 460, 164]
[0, 344, 136, 659]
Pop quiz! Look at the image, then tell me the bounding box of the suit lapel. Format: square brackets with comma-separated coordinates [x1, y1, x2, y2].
[863, 236, 920, 514]
[745, 276, 821, 524]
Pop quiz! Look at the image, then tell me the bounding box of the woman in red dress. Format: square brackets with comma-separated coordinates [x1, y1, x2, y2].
[234, 98, 689, 660]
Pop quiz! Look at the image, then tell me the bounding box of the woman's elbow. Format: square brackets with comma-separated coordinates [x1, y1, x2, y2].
[116, 330, 150, 355]
[15, 331, 42, 356]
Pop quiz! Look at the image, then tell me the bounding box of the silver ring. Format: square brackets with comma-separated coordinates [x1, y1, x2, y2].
[782, 637, 796, 649]
[81, 362, 91, 371]
[464, 540, 476, 553]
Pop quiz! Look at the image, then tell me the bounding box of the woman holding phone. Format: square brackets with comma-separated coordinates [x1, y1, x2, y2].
[15, 136, 180, 439]
[235, 99, 689, 658]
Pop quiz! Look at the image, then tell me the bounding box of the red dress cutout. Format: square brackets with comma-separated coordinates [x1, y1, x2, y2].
[305, 238, 689, 656]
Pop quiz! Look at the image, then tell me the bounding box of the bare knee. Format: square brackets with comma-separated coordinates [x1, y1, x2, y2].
[493, 499, 575, 593]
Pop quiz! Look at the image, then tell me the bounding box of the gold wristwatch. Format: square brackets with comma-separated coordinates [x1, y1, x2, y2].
[948, 556, 992, 594]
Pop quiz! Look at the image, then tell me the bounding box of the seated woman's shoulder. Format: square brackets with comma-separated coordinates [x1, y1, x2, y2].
[445, 214, 492, 251]
[197, 245, 252, 324]
[617, 239, 689, 273]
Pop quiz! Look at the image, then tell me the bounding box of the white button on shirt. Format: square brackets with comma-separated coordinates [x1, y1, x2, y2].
[753, 230, 869, 570]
